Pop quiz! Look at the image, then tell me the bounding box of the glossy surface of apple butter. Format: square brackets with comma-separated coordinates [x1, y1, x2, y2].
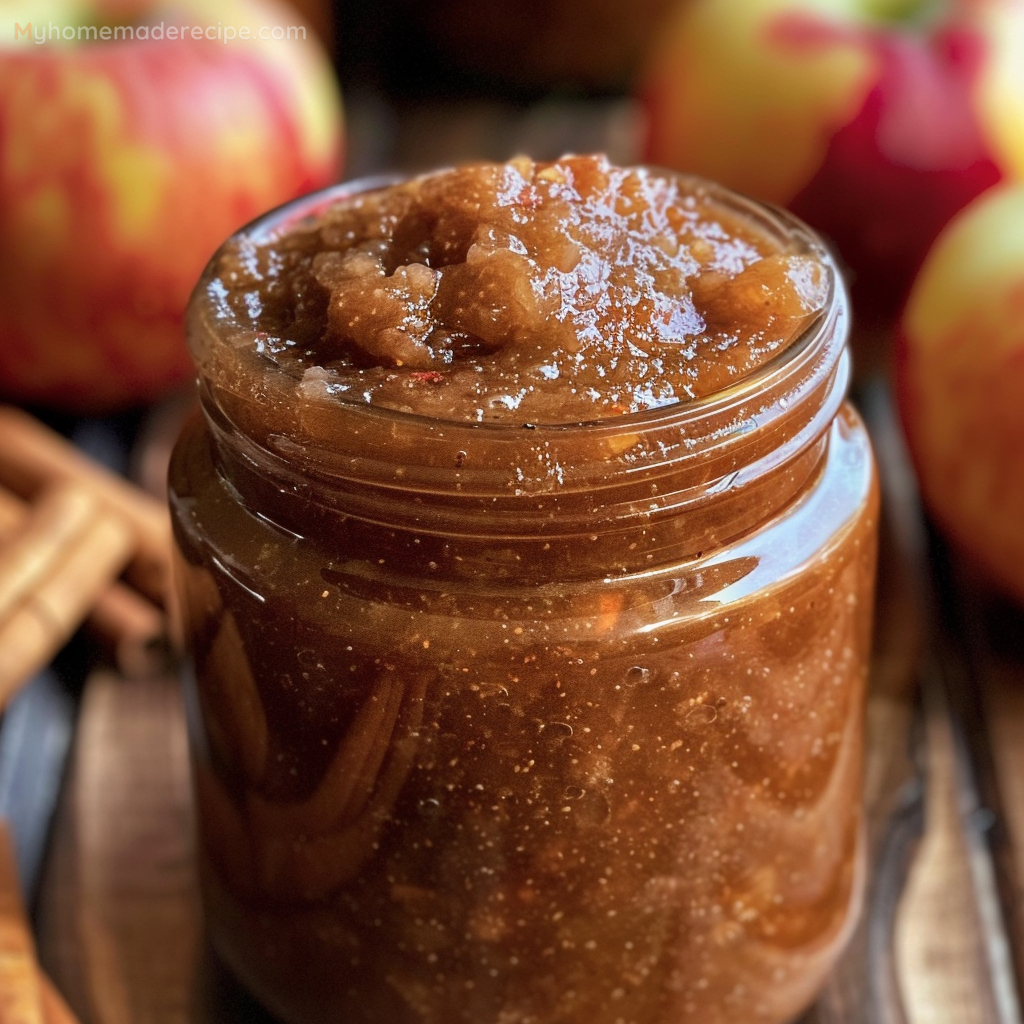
[204, 155, 827, 424]
[170, 158, 878, 1024]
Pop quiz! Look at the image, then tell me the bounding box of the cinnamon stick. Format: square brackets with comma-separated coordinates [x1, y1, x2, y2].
[0, 820, 44, 1024]
[0, 484, 98, 624]
[37, 973, 80, 1024]
[0, 491, 134, 709]
[0, 406, 171, 605]
[0, 487, 170, 678]
[0, 491, 21, 535]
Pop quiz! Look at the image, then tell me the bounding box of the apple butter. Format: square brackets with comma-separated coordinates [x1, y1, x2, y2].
[170, 156, 878, 1024]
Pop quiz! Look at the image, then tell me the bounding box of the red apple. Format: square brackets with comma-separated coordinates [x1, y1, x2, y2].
[897, 182, 1024, 603]
[0, 0, 343, 412]
[639, 0, 1024, 321]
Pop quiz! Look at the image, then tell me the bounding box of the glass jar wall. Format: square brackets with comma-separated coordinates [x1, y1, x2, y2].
[169, 173, 878, 1024]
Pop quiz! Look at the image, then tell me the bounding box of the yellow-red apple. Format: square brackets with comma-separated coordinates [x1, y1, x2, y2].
[0, 0, 343, 412]
[897, 183, 1024, 603]
[639, 0, 1024, 321]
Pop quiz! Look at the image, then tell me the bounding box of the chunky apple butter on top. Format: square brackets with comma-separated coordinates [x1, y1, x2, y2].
[208, 154, 827, 423]
[171, 156, 878, 1024]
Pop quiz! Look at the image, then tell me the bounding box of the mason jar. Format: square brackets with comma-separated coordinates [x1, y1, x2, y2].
[169, 174, 878, 1024]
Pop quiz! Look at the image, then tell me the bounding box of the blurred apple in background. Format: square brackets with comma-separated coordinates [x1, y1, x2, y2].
[639, 0, 1024, 323]
[897, 183, 1024, 604]
[0, 0, 343, 412]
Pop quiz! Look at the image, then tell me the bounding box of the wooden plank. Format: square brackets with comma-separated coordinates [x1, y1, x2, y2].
[953, 577, 1024, 1010]
[894, 680, 1000, 1024]
[37, 673, 201, 1024]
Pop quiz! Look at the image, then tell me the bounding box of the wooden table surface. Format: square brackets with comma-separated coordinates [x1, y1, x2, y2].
[4, 95, 1024, 1024]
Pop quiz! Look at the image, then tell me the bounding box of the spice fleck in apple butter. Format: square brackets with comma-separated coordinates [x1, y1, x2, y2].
[170, 155, 878, 1024]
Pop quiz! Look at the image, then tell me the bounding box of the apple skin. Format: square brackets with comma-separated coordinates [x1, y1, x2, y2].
[897, 183, 1024, 603]
[0, 0, 343, 412]
[639, 0, 1024, 321]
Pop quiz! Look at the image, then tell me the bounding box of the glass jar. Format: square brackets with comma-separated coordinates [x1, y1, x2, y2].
[169, 176, 879, 1024]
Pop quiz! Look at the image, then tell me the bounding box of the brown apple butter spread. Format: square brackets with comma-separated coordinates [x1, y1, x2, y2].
[170, 159, 878, 1024]
[208, 155, 826, 423]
